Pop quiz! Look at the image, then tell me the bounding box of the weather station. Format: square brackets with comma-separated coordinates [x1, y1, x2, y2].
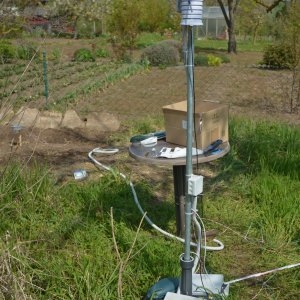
[144, 1, 230, 298]
[88, 1, 300, 299]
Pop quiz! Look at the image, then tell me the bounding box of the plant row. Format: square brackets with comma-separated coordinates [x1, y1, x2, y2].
[51, 62, 148, 111]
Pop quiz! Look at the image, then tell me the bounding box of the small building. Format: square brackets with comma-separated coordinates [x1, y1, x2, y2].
[198, 6, 229, 39]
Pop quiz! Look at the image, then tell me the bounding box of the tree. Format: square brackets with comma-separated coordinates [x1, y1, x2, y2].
[253, 0, 285, 13]
[139, 0, 171, 33]
[236, 0, 268, 44]
[108, 0, 141, 49]
[217, 0, 241, 53]
[51, 0, 105, 38]
[282, 1, 300, 112]
[0, 1, 27, 37]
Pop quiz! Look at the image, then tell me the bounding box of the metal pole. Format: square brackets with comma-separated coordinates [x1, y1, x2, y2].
[180, 25, 195, 296]
[43, 51, 49, 109]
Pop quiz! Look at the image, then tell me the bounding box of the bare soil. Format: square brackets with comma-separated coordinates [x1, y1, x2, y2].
[0, 41, 299, 180]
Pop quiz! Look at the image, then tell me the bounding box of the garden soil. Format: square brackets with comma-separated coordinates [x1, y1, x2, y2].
[0, 45, 299, 183]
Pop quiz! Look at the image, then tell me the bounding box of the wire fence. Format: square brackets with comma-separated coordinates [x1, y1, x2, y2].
[0, 38, 299, 124]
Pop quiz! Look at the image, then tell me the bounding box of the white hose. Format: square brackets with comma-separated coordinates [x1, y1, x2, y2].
[88, 147, 224, 251]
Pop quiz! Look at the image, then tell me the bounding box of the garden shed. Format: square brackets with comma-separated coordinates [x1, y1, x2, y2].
[197, 6, 228, 39]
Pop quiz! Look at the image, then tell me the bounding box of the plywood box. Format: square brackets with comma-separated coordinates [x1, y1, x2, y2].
[162, 101, 228, 149]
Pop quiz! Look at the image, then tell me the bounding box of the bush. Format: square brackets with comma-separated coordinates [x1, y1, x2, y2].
[0, 40, 16, 63]
[159, 40, 181, 52]
[95, 48, 110, 58]
[16, 44, 38, 60]
[218, 54, 230, 63]
[141, 43, 179, 66]
[50, 48, 62, 62]
[194, 55, 209, 66]
[262, 44, 295, 69]
[194, 54, 229, 66]
[207, 54, 222, 66]
[73, 48, 95, 62]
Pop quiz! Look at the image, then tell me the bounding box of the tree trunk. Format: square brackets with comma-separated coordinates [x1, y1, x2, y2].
[228, 25, 237, 53]
[217, 0, 238, 53]
[227, 1, 237, 53]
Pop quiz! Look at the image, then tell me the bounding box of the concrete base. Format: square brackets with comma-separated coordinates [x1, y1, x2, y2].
[164, 292, 196, 300]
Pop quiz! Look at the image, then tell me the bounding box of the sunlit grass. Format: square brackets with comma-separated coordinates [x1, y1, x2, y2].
[0, 117, 299, 299]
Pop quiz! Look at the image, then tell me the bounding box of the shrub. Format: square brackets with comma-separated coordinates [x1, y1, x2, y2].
[159, 39, 181, 52]
[194, 55, 209, 66]
[0, 40, 16, 63]
[51, 48, 62, 62]
[95, 48, 110, 58]
[218, 54, 230, 63]
[207, 54, 222, 66]
[262, 44, 295, 69]
[194, 54, 229, 66]
[141, 43, 179, 66]
[16, 44, 38, 60]
[73, 48, 95, 62]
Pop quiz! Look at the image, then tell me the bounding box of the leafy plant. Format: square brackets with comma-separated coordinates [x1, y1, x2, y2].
[16, 44, 38, 60]
[217, 54, 230, 63]
[158, 40, 181, 53]
[194, 54, 229, 66]
[142, 43, 179, 66]
[194, 55, 209, 66]
[262, 44, 294, 69]
[207, 54, 222, 66]
[74, 48, 95, 62]
[51, 48, 62, 62]
[95, 48, 110, 58]
[0, 40, 16, 63]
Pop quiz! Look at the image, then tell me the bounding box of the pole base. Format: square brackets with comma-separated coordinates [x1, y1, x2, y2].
[177, 274, 229, 298]
[180, 256, 194, 296]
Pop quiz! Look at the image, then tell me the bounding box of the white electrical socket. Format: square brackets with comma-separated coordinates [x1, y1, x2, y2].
[188, 175, 203, 196]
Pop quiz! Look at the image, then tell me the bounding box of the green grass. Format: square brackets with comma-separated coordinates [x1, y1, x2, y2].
[136, 32, 166, 49]
[195, 39, 273, 52]
[0, 117, 299, 299]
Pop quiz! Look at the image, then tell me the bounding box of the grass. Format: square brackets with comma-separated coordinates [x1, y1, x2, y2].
[195, 39, 273, 52]
[136, 32, 166, 49]
[0, 117, 299, 299]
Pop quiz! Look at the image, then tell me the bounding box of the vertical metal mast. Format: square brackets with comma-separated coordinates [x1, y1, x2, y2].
[177, 0, 203, 296]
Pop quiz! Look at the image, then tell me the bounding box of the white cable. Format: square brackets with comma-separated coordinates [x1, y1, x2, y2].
[191, 197, 202, 273]
[88, 147, 223, 251]
[223, 262, 300, 290]
[194, 210, 224, 251]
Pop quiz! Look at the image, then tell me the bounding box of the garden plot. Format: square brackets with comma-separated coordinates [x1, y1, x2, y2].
[0, 57, 147, 112]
